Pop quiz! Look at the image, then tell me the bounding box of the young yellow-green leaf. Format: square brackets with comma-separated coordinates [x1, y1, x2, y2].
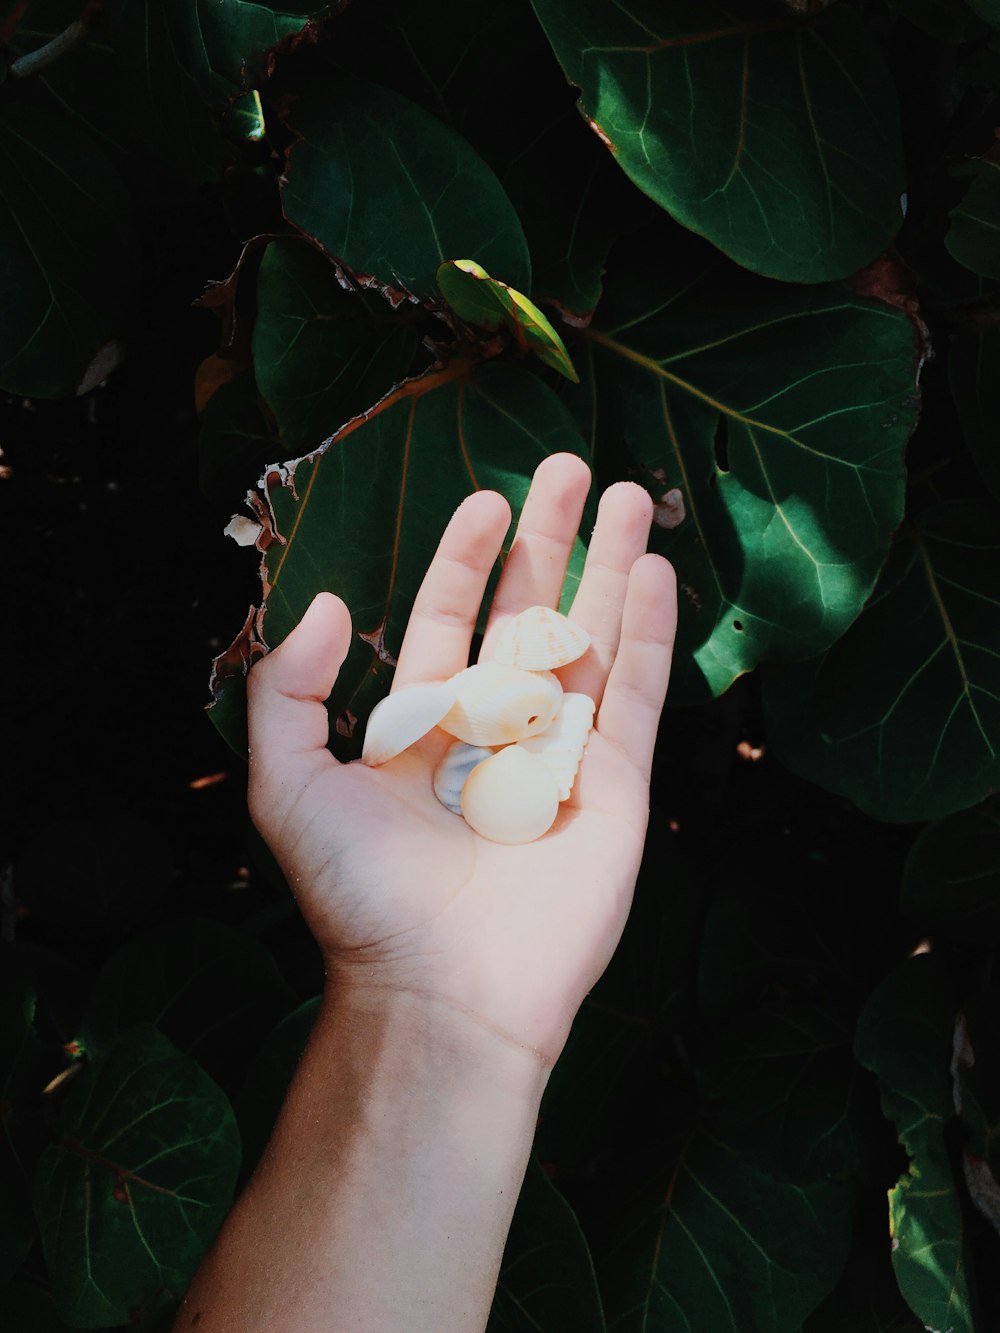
[529, 0, 905, 283]
[600, 1131, 853, 1331]
[762, 500, 1000, 823]
[437, 259, 578, 382]
[281, 74, 531, 300]
[945, 156, 1000, 279]
[574, 226, 919, 701]
[33, 1025, 241, 1327]
[855, 956, 974, 1333]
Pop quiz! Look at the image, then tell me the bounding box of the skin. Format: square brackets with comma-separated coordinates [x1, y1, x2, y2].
[174, 452, 677, 1331]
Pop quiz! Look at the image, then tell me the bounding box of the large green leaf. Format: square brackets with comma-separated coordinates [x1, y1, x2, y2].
[0, 87, 137, 397]
[106, 0, 317, 181]
[946, 155, 1000, 278]
[529, 0, 905, 283]
[325, 0, 650, 321]
[949, 323, 1000, 502]
[574, 226, 918, 700]
[280, 73, 532, 300]
[600, 1131, 853, 1332]
[33, 1025, 241, 1327]
[854, 955, 973, 1333]
[762, 500, 1000, 823]
[902, 795, 1000, 942]
[254, 237, 420, 454]
[81, 917, 297, 1089]
[697, 1000, 873, 1182]
[214, 361, 596, 759]
[488, 1158, 605, 1332]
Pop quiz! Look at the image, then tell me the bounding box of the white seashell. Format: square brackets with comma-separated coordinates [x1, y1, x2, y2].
[433, 741, 493, 815]
[460, 745, 561, 844]
[517, 693, 595, 799]
[439, 662, 562, 746]
[491, 605, 591, 671]
[361, 680, 457, 766]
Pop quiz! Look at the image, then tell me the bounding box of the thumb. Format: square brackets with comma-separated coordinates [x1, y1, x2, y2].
[247, 593, 353, 787]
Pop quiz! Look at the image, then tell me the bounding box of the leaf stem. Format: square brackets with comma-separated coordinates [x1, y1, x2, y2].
[9, 18, 88, 78]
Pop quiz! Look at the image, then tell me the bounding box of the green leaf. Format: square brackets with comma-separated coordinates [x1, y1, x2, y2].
[106, 0, 316, 182]
[902, 795, 1000, 942]
[575, 225, 918, 700]
[33, 1025, 241, 1327]
[81, 917, 298, 1089]
[854, 955, 973, 1333]
[761, 500, 1000, 823]
[600, 1130, 853, 1332]
[887, 0, 990, 42]
[953, 1000, 1000, 1247]
[488, 1158, 605, 1332]
[801, 1192, 926, 1332]
[949, 323, 1000, 502]
[437, 260, 578, 382]
[946, 155, 1000, 279]
[697, 1000, 873, 1182]
[254, 237, 420, 454]
[280, 73, 531, 300]
[0, 86, 137, 398]
[529, 0, 905, 283]
[228, 361, 595, 760]
[327, 0, 652, 321]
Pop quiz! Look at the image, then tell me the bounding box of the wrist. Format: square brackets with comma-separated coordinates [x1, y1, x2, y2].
[317, 979, 553, 1106]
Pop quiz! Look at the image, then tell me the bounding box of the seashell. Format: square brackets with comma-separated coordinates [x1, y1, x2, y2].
[491, 605, 591, 671]
[439, 662, 562, 747]
[361, 680, 457, 767]
[460, 745, 561, 844]
[433, 741, 493, 815]
[517, 693, 596, 799]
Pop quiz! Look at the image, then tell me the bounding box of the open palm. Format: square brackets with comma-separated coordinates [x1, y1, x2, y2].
[247, 454, 677, 1067]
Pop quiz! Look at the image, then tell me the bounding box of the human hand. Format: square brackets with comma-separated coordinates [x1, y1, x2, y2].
[246, 453, 677, 1069]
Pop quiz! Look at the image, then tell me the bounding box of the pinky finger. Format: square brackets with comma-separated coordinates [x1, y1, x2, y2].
[595, 555, 677, 782]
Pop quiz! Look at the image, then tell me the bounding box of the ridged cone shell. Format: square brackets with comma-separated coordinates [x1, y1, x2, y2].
[439, 662, 562, 746]
[361, 680, 457, 766]
[460, 745, 561, 844]
[517, 693, 595, 799]
[491, 605, 591, 671]
[433, 741, 493, 816]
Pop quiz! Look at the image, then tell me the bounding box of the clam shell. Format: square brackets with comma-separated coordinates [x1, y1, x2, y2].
[361, 680, 457, 766]
[433, 741, 493, 816]
[460, 745, 561, 844]
[491, 605, 591, 671]
[517, 693, 595, 799]
[439, 662, 562, 747]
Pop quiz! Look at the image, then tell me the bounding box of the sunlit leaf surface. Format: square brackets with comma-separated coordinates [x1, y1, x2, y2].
[530, 0, 905, 282]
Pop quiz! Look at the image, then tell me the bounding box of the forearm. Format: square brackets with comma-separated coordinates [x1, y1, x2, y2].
[174, 985, 550, 1332]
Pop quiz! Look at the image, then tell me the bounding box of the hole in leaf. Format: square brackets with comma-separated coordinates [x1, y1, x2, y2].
[733, 619, 743, 631]
[714, 415, 730, 472]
